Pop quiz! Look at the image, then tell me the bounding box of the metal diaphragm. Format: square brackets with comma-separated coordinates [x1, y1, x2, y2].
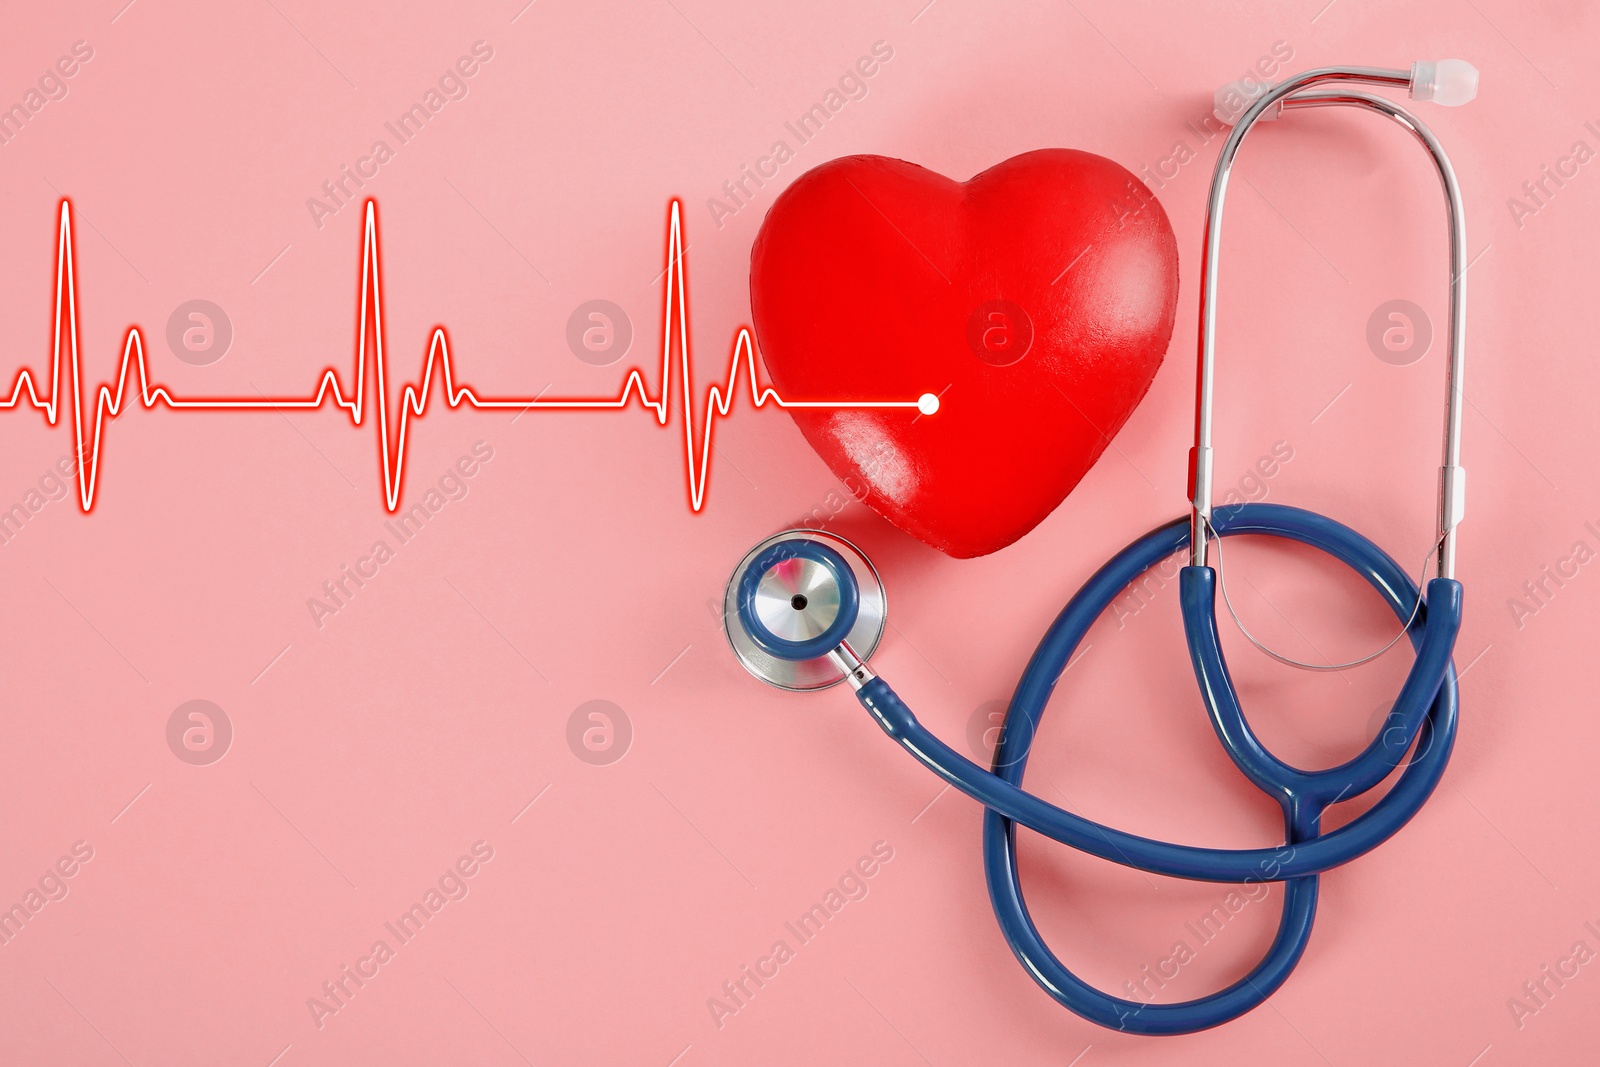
[723, 530, 886, 691]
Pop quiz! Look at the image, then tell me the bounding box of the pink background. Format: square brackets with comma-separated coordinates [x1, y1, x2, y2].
[0, 0, 1595, 1063]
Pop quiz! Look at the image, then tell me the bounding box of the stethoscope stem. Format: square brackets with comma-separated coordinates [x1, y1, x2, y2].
[825, 641, 874, 688]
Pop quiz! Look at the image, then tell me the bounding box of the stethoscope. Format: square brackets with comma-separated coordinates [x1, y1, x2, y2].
[723, 62, 1477, 1035]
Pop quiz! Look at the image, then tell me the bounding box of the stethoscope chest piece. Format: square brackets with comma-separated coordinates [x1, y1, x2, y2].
[723, 529, 885, 691]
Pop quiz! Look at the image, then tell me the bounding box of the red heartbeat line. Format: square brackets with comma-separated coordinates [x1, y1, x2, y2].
[3, 198, 936, 513]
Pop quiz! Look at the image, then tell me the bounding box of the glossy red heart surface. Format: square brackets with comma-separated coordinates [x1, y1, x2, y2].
[749, 150, 1179, 557]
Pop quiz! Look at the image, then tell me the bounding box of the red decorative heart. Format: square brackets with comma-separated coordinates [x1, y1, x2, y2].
[750, 150, 1179, 558]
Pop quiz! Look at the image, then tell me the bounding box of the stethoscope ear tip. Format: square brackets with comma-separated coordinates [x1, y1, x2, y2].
[724, 530, 886, 691]
[1213, 79, 1281, 126]
[1411, 59, 1479, 106]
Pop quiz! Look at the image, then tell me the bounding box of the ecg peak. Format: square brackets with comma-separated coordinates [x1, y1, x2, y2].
[2, 198, 935, 514]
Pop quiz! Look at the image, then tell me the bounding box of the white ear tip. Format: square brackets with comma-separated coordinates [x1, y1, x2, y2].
[1411, 59, 1479, 106]
[1212, 79, 1280, 126]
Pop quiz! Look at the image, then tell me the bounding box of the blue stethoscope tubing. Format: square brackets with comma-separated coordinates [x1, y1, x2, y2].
[861, 503, 1460, 1034]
